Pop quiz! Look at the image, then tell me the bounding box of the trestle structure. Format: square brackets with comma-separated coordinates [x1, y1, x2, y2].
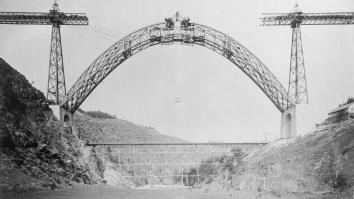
[88, 142, 265, 187]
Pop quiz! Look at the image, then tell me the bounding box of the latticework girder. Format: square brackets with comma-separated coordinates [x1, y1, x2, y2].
[261, 12, 354, 26]
[288, 24, 308, 104]
[61, 17, 294, 112]
[0, 11, 88, 25]
[47, 23, 66, 104]
[89, 142, 264, 186]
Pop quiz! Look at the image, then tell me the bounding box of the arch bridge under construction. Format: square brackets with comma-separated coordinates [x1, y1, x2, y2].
[1, 3, 353, 139]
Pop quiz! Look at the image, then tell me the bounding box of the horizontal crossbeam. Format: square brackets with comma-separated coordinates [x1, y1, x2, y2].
[86, 142, 266, 146]
[0, 11, 88, 25]
[261, 12, 354, 26]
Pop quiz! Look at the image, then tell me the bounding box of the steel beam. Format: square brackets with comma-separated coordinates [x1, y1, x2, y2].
[86, 142, 266, 146]
[0, 11, 88, 25]
[261, 12, 354, 26]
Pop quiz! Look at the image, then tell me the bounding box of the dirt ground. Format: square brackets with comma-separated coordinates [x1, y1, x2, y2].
[1, 184, 350, 199]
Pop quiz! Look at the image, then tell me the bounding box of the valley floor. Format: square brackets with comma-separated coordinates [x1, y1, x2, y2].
[1, 184, 350, 199]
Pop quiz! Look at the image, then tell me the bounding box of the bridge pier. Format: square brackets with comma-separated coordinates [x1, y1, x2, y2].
[280, 106, 297, 138]
[50, 105, 73, 125]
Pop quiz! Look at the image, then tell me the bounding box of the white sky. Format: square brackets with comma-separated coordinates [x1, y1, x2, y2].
[0, 0, 353, 142]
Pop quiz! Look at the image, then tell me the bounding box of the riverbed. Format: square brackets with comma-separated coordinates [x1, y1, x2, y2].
[0, 184, 345, 199]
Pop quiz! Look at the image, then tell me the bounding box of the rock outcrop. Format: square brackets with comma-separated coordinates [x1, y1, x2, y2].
[0, 58, 90, 192]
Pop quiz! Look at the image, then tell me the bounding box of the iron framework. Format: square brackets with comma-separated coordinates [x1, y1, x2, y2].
[0, 2, 88, 104]
[261, 12, 354, 26]
[61, 14, 294, 112]
[0, 11, 88, 25]
[288, 21, 308, 104]
[89, 142, 264, 187]
[261, 10, 354, 104]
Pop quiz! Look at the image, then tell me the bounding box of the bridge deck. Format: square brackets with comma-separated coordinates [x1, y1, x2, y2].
[87, 142, 266, 146]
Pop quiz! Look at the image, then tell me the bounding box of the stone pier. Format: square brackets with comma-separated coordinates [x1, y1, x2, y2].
[50, 105, 73, 125]
[280, 107, 297, 138]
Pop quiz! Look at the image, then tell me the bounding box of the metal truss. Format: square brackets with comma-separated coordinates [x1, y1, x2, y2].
[47, 23, 66, 104]
[261, 9, 354, 104]
[261, 12, 354, 26]
[90, 142, 264, 186]
[61, 14, 295, 112]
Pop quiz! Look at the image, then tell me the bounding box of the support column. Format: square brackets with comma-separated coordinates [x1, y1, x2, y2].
[47, 22, 66, 105]
[280, 106, 297, 138]
[149, 148, 152, 187]
[288, 21, 308, 104]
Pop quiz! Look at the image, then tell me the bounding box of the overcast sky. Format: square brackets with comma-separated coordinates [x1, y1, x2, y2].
[0, 0, 353, 142]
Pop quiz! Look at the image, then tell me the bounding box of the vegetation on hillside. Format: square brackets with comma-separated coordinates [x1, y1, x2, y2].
[339, 97, 354, 107]
[77, 108, 117, 119]
[240, 120, 353, 197]
[73, 111, 186, 143]
[183, 147, 245, 187]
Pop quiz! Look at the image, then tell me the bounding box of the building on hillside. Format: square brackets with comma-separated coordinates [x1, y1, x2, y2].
[327, 102, 354, 123]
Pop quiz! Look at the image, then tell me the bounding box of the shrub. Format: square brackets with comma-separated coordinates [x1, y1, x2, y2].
[184, 168, 198, 186]
[338, 97, 354, 107]
[332, 173, 348, 191]
[182, 147, 245, 187]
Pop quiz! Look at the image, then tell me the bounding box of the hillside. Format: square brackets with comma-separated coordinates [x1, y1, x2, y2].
[73, 110, 186, 143]
[243, 120, 354, 194]
[199, 120, 354, 198]
[0, 58, 90, 192]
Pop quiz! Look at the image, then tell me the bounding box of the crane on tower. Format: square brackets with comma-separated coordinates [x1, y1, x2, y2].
[0, 1, 89, 105]
[261, 4, 354, 104]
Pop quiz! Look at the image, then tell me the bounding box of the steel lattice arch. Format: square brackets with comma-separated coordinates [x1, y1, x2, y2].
[61, 15, 295, 113]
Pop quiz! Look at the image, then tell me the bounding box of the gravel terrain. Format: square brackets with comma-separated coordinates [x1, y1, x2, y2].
[1, 184, 349, 199]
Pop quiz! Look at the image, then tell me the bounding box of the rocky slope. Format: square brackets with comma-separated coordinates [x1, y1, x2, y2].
[201, 120, 354, 198]
[0, 58, 92, 192]
[243, 120, 354, 195]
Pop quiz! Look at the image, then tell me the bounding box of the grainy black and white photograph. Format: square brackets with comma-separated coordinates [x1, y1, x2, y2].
[0, 0, 353, 198]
